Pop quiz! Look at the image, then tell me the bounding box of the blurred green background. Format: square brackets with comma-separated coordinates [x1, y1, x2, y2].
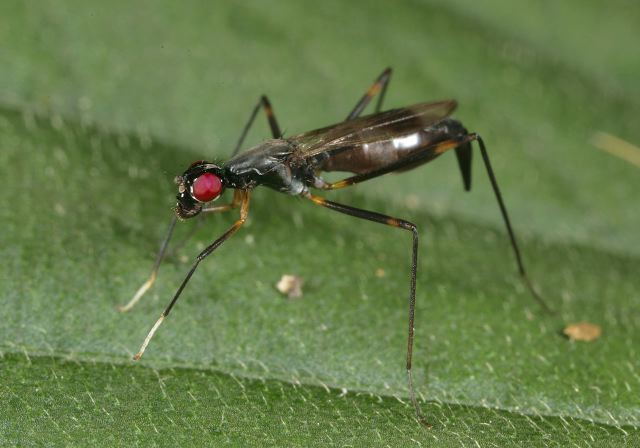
[1, 1, 639, 446]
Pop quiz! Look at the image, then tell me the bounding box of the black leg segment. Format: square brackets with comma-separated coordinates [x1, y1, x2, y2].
[132, 191, 252, 360]
[232, 95, 282, 156]
[318, 132, 552, 314]
[346, 67, 393, 120]
[118, 215, 178, 312]
[305, 192, 431, 428]
[474, 135, 553, 313]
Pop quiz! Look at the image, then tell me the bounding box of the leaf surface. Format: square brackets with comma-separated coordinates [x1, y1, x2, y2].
[1, 1, 639, 446]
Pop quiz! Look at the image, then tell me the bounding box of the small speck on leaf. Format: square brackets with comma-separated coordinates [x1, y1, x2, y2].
[276, 274, 304, 299]
[563, 322, 602, 342]
[375, 268, 385, 278]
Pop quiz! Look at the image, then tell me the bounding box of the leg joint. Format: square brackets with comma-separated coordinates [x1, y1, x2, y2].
[397, 219, 417, 234]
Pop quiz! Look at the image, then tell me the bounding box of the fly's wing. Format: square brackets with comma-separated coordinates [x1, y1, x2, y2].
[289, 100, 458, 159]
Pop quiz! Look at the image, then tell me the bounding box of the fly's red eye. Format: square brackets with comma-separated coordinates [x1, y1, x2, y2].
[191, 173, 222, 202]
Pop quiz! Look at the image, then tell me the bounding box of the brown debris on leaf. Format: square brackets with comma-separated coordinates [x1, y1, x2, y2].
[563, 322, 602, 342]
[276, 274, 304, 299]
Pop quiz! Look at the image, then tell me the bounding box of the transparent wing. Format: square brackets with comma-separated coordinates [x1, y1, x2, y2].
[289, 100, 458, 159]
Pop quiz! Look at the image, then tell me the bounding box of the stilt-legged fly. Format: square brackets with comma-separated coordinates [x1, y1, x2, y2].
[120, 68, 552, 427]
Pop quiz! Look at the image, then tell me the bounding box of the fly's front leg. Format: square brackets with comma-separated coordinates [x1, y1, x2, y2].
[132, 190, 251, 360]
[346, 67, 392, 120]
[118, 190, 245, 313]
[117, 216, 178, 313]
[304, 192, 431, 428]
[166, 190, 245, 259]
[232, 95, 282, 156]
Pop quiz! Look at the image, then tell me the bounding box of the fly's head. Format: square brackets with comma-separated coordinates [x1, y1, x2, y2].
[174, 161, 225, 219]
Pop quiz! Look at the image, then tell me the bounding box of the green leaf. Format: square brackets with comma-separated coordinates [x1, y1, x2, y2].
[1, 353, 635, 446]
[1, 1, 639, 446]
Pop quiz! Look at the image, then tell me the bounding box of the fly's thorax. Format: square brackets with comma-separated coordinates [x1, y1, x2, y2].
[223, 139, 307, 195]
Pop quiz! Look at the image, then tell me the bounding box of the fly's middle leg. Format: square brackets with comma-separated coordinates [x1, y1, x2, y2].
[304, 192, 431, 428]
[346, 67, 393, 120]
[232, 95, 283, 156]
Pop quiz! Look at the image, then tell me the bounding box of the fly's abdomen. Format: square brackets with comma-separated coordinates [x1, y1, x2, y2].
[319, 118, 467, 175]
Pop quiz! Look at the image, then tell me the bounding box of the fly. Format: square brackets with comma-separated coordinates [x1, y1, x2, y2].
[119, 68, 552, 427]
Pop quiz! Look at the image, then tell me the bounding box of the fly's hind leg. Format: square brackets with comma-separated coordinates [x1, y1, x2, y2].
[473, 135, 553, 313]
[317, 133, 553, 312]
